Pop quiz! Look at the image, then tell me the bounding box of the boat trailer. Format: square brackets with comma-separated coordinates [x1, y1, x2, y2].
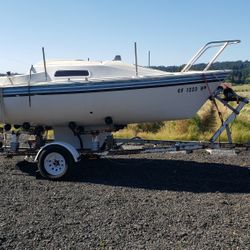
[0, 86, 249, 178]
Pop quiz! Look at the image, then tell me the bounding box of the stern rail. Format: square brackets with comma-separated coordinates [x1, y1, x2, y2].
[181, 40, 240, 72]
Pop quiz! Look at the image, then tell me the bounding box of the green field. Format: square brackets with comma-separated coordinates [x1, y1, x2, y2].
[114, 84, 250, 143]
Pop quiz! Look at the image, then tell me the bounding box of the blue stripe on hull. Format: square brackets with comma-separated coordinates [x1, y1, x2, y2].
[3, 72, 228, 97]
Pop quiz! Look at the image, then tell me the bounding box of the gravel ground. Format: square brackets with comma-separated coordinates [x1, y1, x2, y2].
[0, 150, 250, 249]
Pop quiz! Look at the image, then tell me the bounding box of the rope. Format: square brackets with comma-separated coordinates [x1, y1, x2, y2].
[202, 74, 224, 125]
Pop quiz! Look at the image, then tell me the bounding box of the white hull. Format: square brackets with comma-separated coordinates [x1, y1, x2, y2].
[2, 80, 220, 126]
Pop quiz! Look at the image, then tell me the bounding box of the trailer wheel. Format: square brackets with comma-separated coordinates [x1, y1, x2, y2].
[38, 145, 74, 179]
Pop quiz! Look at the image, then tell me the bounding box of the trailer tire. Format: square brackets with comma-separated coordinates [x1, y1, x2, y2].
[38, 145, 74, 180]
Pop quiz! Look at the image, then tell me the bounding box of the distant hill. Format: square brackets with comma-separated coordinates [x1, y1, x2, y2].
[152, 60, 250, 84]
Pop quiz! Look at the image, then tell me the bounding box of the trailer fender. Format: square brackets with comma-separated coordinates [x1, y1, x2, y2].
[34, 142, 80, 163]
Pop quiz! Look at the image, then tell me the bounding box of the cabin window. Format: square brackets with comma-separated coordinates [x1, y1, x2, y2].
[54, 70, 89, 77]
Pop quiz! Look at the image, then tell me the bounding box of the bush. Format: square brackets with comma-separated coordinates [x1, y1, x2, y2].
[136, 121, 165, 133]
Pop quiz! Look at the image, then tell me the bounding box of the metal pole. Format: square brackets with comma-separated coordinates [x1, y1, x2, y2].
[42, 47, 48, 81]
[204, 42, 228, 71]
[134, 42, 138, 77]
[148, 50, 151, 67]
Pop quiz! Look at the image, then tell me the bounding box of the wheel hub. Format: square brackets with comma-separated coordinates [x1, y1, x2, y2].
[44, 152, 66, 176]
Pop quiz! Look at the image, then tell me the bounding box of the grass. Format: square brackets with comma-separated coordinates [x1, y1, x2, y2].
[114, 85, 250, 143]
[232, 84, 250, 93]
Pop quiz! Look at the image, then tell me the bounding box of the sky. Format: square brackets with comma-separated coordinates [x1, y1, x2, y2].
[0, 0, 249, 73]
